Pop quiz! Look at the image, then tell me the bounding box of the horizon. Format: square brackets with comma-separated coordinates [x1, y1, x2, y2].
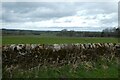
[2, 27, 116, 32]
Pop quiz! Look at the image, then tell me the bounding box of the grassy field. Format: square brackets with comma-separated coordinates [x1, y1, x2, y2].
[2, 35, 119, 44]
[2, 35, 119, 78]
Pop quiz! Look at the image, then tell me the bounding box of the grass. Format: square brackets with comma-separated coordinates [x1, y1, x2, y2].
[2, 35, 118, 44]
[2, 59, 118, 78]
[2, 35, 119, 78]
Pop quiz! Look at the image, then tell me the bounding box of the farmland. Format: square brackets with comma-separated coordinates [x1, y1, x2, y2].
[2, 35, 118, 44]
[1, 34, 120, 78]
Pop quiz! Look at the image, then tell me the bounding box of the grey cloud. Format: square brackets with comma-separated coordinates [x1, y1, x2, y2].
[2, 2, 77, 22]
[99, 13, 118, 26]
[2, 2, 118, 31]
[75, 2, 118, 19]
[118, 2, 120, 24]
[101, 17, 117, 25]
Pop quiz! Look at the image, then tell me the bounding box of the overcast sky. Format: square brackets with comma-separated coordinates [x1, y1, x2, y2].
[1, 2, 118, 31]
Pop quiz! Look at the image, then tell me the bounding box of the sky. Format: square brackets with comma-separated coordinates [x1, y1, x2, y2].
[1, 2, 118, 31]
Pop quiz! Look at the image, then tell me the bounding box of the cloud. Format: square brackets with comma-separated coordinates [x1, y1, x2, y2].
[2, 2, 118, 31]
[2, 2, 77, 22]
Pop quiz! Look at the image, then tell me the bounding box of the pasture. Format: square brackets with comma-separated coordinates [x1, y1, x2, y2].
[2, 35, 118, 44]
[1, 35, 119, 78]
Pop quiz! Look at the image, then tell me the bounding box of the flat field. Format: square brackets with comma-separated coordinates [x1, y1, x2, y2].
[2, 35, 119, 78]
[2, 35, 118, 44]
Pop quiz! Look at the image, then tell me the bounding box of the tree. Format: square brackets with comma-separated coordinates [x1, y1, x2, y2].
[61, 29, 67, 32]
[102, 27, 119, 37]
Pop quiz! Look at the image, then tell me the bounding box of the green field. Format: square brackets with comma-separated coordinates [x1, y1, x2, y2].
[2, 35, 119, 44]
[2, 35, 119, 78]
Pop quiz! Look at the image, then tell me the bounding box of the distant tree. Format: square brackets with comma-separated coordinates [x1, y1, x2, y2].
[102, 27, 119, 37]
[60, 29, 68, 36]
[116, 27, 120, 38]
[61, 29, 67, 32]
[69, 30, 74, 37]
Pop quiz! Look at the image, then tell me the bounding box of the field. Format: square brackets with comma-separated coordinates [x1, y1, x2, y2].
[2, 35, 120, 78]
[2, 35, 118, 44]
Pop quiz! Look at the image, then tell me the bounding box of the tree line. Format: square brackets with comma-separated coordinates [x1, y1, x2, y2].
[2, 27, 120, 38]
[56, 27, 119, 37]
